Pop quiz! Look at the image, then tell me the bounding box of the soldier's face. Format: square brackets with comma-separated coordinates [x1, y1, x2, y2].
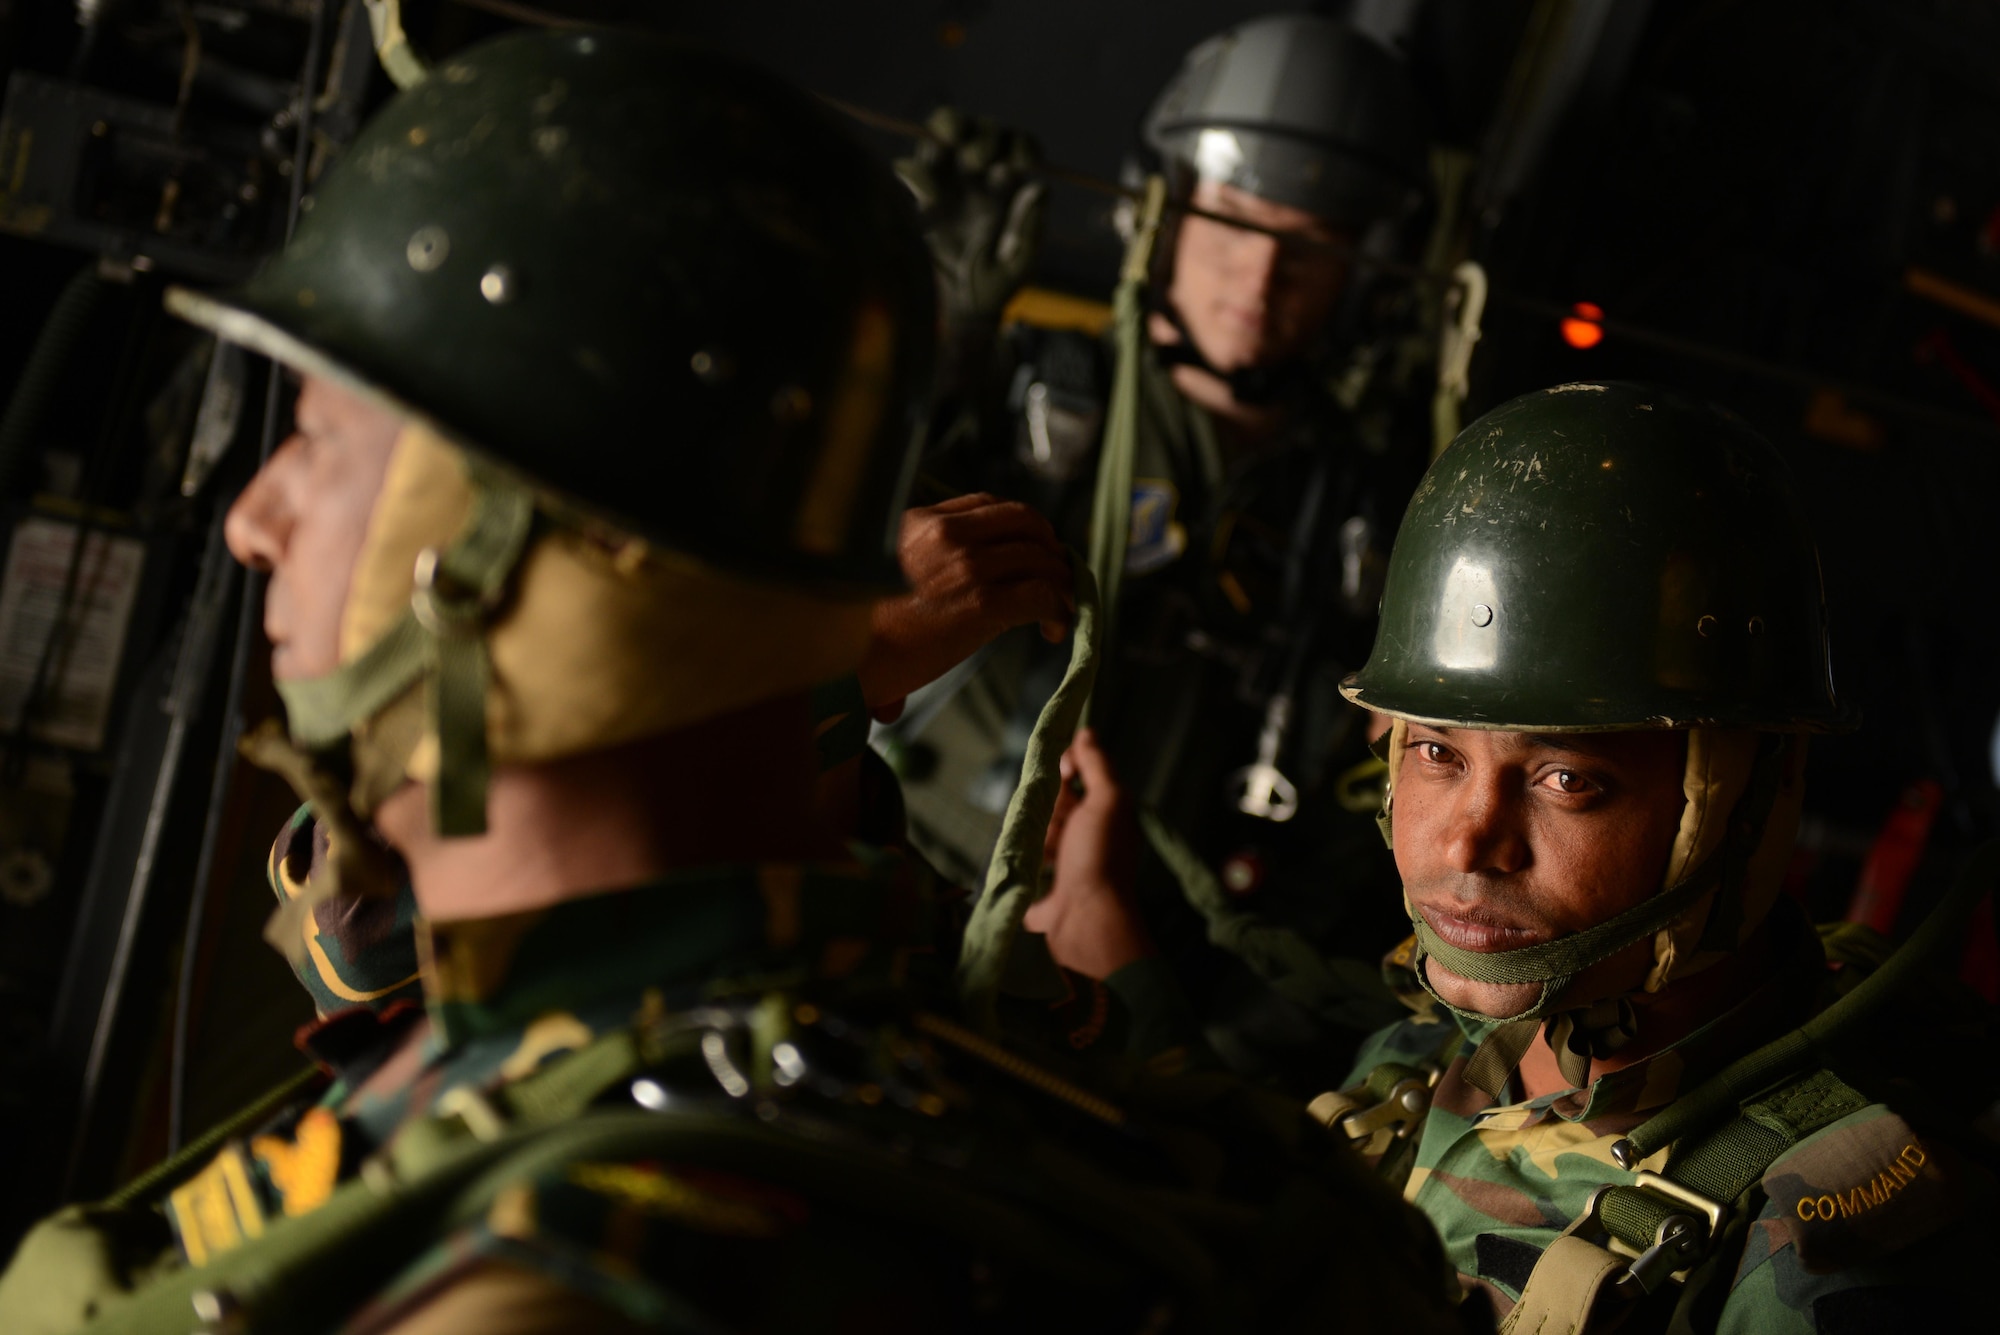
[225, 374, 404, 681]
[1392, 726, 1688, 1020]
[1164, 180, 1350, 374]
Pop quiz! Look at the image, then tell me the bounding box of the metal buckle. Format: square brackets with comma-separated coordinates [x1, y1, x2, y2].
[410, 546, 493, 634]
[1583, 1173, 1730, 1294]
[1337, 1075, 1434, 1143]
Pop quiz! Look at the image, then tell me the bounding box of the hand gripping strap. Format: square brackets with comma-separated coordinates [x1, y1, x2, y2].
[956, 556, 1100, 1033]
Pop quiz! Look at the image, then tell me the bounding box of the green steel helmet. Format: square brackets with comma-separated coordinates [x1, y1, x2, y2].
[1341, 381, 1848, 732]
[1142, 13, 1429, 228]
[165, 28, 936, 593]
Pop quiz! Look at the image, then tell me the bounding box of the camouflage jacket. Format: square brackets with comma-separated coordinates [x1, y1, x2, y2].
[1345, 908, 1995, 1331]
[143, 856, 1466, 1334]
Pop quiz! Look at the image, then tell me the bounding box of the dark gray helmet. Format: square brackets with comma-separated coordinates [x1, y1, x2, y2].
[1143, 13, 1429, 228]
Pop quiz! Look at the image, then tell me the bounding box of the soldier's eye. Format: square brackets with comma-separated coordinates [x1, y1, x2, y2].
[1544, 769, 1596, 795]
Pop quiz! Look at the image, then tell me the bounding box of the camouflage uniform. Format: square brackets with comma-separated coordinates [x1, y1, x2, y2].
[1346, 907, 1994, 1329]
[156, 855, 1465, 1333]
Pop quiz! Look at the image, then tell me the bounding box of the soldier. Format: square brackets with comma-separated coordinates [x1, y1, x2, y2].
[0, 30, 1468, 1334]
[893, 12, 1437, 1092]
[1315, 381, 1996, 1329]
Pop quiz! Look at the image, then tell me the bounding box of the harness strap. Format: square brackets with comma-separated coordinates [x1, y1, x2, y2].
[1497, 1235, 1629, 1335]
[82, 1008, 1232, 1334]
[956, 556, 1100, 1032]
[1493, 840, 2000, 1333]
[1085, 175, 1166, 688]
[1497, 1068, 1869, 1334]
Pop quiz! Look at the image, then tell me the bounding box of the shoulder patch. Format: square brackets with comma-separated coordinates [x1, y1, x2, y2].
[1126, 480, 1187, 574]
[1760, 1105, 1963, 1273]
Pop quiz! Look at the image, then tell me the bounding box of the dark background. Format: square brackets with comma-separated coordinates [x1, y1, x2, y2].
[1, 0, 1997, 1244]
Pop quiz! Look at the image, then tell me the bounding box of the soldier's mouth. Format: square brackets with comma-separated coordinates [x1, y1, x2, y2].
[1415, 904, 1550, 953]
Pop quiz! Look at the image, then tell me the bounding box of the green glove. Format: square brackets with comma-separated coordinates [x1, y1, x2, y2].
[894, 107, 1047, 330]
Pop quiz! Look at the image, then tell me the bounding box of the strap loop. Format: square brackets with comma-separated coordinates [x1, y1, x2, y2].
[956, 555, 1100, 1032]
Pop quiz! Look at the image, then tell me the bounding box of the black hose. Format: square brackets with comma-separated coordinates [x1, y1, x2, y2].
[0, 265, 106, 503]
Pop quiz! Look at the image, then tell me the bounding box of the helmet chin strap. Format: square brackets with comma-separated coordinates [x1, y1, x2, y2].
[246, 465, 536, 931]
[1407, 741, 1785, 1099]
[1148, 297, 1310, 406]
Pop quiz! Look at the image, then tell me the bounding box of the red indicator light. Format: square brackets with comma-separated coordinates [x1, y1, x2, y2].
[1561, 302, 1605, 349]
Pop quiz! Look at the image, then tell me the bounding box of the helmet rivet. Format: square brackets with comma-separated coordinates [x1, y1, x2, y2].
[1747, 615, 1765, 635]
[480, 265, 516, 304]
[1696, 614, 1717, 638]
[406, 225, 450, 272]
[771, 384, 813, 422]
[1470, 604, 1493, 627]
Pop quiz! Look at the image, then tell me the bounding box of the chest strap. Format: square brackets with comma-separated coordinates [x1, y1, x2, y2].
[1499, 1067, 1869, 1335]
[1499, 839, 2000, 1333]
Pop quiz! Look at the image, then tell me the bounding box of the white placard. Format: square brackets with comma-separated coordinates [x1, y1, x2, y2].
[0, 516, 146, 751]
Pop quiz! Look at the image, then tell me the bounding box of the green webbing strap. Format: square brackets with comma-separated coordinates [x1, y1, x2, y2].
[419, 478, 536, 836]
[1416, 858, 1725, 990]
[1085, 176, 1167, 705]
[88, 1107, 1217, 1335]
[271, 474, 535, 837]
[1596, 1069, 1870, 1260]
[274, 615, 429, 752]
[1460, 1021, 1542, 1101]
[104, 1067, 328, 1211]
[1141, 812, 1403, 1032]
[1618, 839, 2000, 1167]
[361, 0, 429, 89]
[84, 1015, 1231, 1333]
[956, 558, 1101, 1034]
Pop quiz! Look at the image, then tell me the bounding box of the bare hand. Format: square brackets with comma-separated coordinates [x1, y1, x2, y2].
[1023, 729, 1152, 980]
[858, 493, 1072, 719]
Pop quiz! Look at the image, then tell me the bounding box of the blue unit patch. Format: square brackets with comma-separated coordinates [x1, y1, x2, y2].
[1127, 479, 1188, 574]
